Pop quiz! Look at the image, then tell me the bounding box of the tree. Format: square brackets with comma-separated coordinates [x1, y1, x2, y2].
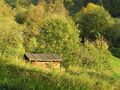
[4, 0, 32, 8]
[109, 19, 120, 47]
[64, 0, 103, 15]
[42, 0, 68, 16]
[35, 15, 80, 67]
[74, 3, 114, 42]
[0, 0, 24, 57]
[64, 0, 120, 17]
[22, 0, 68, 52]
[64, 0, 86, 15]
[102, 0, 120, 17]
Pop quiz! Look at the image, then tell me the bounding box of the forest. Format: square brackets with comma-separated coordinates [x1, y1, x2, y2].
[0, 0, 120, 90]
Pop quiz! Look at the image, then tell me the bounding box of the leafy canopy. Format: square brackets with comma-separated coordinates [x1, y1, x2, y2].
[74, 3, 114, 41]
[0, 0, 24, 57]
[36, 15, 80, 67]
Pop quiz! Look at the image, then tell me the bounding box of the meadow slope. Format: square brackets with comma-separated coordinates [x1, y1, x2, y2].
[0, 53, 120, 90]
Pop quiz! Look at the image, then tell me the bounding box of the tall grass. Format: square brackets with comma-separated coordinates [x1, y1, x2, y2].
[0, 56, 120, 90]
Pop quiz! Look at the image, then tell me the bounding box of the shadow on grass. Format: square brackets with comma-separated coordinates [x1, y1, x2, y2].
[109, 47, 120, 59]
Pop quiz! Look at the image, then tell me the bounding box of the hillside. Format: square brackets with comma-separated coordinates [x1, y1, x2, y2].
[0, 50, 120, 90]
[0, 0, 120, 90]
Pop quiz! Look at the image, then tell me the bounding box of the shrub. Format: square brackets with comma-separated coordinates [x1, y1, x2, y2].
[94, 37, 109, 50]
[74, 3, 114, 42]
[78, 44, 111, 70]
[35, 15, 80, 67]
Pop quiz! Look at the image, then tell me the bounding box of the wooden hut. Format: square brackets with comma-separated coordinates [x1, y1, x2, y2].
[24, 53, 62, 68]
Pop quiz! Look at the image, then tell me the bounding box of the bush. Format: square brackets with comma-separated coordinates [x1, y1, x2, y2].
[35, 15, 80, 67]
[78, 44, 111, 70]
[74, 3, 114, 42]
[94, 37, 109, 50]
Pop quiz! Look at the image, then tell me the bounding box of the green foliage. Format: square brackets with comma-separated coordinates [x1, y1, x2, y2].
[22, 1, 68, 52]
[1, 0, 120, 89]
[64, 0, 103, 15]
[5, 0, 120, 17]
[74, 3, 114, 42]
[64, 0, 120, 17]
[64, 0, 85, 14]
[109, 47, 120, 59]
[78, 44, 111, 70]
[25, 3, 46, 24]
[4, 0, 32, 8]
[15, 7, 28, 24]
[94, 37, 109, 50]
[43, 0, 68, 16]
[21, 4, 45, 51]
[22, 23, 39, 52]
[36, 15, 80, 67]
[108, 18, 120, 47]
[32, 0, 39, 5]
[0, 0, 24, 57]
[102, 0, 120, 17]
[0, 56, 120, 90]
[28, 37, 37, 52]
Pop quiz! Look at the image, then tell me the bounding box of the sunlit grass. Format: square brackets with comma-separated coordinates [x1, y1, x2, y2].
[0, 54, 120, 90]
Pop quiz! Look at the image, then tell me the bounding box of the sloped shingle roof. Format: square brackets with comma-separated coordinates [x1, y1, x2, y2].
[24, 53, 62, 62]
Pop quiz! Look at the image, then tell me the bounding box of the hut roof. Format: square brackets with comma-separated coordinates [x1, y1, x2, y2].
[24, 53, 62, 62]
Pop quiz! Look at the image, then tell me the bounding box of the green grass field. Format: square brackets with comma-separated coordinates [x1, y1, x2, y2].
[0, 50, 120, 90]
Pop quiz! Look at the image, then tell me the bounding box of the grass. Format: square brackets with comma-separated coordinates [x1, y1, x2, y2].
[0, 56, 94, 90]
[0, 49, 120, 90]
